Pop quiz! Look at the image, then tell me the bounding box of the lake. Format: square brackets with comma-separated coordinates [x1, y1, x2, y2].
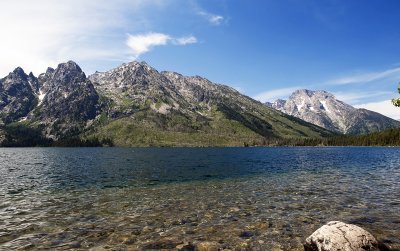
[0, 147, 399, 250]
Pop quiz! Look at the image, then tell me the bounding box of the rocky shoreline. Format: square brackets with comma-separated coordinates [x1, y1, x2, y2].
[303, 221, 399, 251]
[135, 221, 398, 251]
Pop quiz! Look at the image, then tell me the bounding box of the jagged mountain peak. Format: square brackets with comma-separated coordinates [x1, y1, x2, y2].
[161, 71, 230, 103]
[23, 61, 100, 139]
[85, 62, 332, 145]
[52, 61, 86, 84]
[89, 61, 183, 118]
[161, 71, 210, 85]
[266, 99, 286, 110]
[63, 60, 81, 68]
[0, 66, 37, 124]
[103, 61, 157, 75]
[291, 89, 314, 96]
[267, 89, 400, 134]
[89, 61, 162, 87]
[290, 89, 333, 99]
[3, 67, 30, 87]
[46, 67, 55, 74]
[12, 67, 27, 76]
[161, 71, 183, 79]
[56, 60, 83, 71]
[1, 61, 333, 145]
[38, 67, 55, 80]
[123, 60, 152, 68]
[161, 71, 216, 87]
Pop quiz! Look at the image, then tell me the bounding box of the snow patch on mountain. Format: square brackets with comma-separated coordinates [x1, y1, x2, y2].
[266, 89, 400, 134]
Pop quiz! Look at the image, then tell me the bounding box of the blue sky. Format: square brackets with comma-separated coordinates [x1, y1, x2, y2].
[1, 0, 400, 119]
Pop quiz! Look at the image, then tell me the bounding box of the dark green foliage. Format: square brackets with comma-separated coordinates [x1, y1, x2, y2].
[273, 128, 400, 146]
[51, 137, 113, 147]
[329, 128, 400, 146]
[281, 113, 334, 138]
[0, 61, 335, 147]
[0, 123, 114, 147]
[0, 123, 52, 147]
[216, 103, 273, 137]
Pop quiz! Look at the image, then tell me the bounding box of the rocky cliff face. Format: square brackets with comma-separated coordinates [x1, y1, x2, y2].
[0, 61, 333, 146]
[0, 67, 38, 124]
[266, 89, 400, 134]
[30, 61, 99, 139]
[88, 62, 331, 145]
[89, 62, 188, 118]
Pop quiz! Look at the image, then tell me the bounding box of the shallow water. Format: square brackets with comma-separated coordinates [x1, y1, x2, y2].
[0, 147, 399, 250]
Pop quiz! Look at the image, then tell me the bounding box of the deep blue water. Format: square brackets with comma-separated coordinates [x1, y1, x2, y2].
[2, 147, 399, 190]
[0, 147, 399, 250]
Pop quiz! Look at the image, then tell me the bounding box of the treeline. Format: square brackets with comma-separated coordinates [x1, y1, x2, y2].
[0, 123, 113, 147]
[1, 122, 399, 147]
[273, 128, 400, 146]
[51, 137, 114, 147]
[0, 123, 52, 147]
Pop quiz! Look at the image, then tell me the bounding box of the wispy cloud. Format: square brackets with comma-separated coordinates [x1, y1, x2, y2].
[197, 11, 225, 25]
[355, 100, 400, 120]
[253, 65, 400, 104]
[173, 35, 198, 45]
[126, 33, 197, 58]
[0, 0, 168, 76]
[253, 86, 302, 103]
[327, 67, 400, 85]
[254, 87, 395, 105]
[189, 0, 225, 25]
[334, 91, 393, 104]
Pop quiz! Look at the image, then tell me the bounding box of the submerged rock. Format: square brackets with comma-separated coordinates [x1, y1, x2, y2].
[304, 221, 378, 251]
[378, 237, 400, 251]
[177, 242, 196, 251]
[195, 241, 222, 251]
[142, 239, 183, 249]
[239, 230, 255, 239]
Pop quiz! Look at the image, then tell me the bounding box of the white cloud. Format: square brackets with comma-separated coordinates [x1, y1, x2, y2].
[328, 67, 400, 85]
[355, 100, 400, 120]
[0, 0, 169, 76]
[253, 86, 302, 103]
[126, 33, 171, 58]
[126, 33, 197, 58]
[174, 36, 198, 45]
[198, 11, 225, 25]
[334, 91, 393, 104]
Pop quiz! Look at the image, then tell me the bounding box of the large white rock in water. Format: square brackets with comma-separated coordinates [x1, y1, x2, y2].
[304, 221, 378, 251]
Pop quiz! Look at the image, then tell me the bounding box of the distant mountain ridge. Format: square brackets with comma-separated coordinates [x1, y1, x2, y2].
[266, 89, 400, 134]
[0, 61, 332, 146]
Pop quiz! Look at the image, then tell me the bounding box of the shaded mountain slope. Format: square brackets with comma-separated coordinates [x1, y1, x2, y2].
[267, 89, 400, 135]
[1, 61, 333, 146]
[86, 62, 332, 146]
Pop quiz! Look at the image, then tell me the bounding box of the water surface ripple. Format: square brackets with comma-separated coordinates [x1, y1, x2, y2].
[0, 147, 399, 250]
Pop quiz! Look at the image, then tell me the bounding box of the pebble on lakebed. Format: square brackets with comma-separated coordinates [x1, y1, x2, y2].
[304, 221, 378, 251]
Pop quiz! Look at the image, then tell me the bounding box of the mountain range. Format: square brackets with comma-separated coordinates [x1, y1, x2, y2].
[266, 89, 400, 134]
[0, 61, 333, 146]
